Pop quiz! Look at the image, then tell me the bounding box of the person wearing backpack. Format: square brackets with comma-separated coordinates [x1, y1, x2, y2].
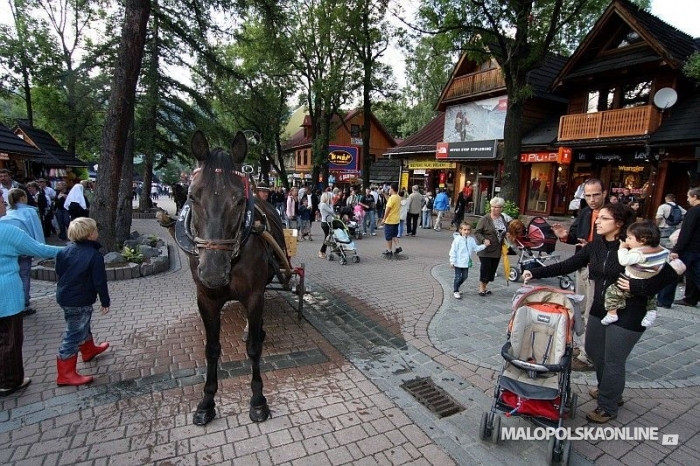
[656, 193, 686, 238]
[422, 191, 434, 229]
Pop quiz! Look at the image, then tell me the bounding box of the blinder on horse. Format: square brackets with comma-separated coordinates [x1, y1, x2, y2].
[176, 166, 257, 259]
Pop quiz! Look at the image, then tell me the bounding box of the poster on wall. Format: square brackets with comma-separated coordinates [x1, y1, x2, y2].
[444, 96, 508, 143]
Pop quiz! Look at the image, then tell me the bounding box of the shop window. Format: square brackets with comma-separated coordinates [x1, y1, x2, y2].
[350, 124, 360, 137]
[526, 164, 553, 212]
[303, 150, 308, 166]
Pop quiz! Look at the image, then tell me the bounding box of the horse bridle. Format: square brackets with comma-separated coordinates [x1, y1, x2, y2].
[178, 167, 256, 257]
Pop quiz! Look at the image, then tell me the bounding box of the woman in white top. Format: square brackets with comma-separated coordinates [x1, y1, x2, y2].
[318, 192, 336, 259]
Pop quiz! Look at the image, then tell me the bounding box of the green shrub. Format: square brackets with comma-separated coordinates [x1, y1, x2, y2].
[485, 199, 520, 219]
[122, 246, 145, 264]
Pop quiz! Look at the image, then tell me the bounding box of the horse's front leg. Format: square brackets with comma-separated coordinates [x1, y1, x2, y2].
[193, 296, 223, 426]
[245, 290, 270, 422]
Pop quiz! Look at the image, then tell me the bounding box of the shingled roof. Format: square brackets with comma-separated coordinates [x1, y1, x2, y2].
[0, 122, 55, 163]
[14, 121, 88, 167]
[386, 113, 445, 156]
[552, 0, 698, 89]
[649, 90, 700, 146]
[369, 157, 401, 184]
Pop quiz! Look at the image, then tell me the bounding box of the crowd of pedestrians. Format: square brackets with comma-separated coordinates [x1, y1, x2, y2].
[0, 170, 111, 397]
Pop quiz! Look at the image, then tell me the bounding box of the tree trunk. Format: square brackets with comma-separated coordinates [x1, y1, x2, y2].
[116, 119, 135, 246]
[93, 0, 150, 252]
[139, 6, 159, 211]
[361, 59, 372, 189]
[501, 96, 525, 203]
[22, 69, 33, 127]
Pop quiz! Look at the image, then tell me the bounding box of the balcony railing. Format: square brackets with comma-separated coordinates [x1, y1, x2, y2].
[558, 105, 661, 141]
[444, 68, 506, 100]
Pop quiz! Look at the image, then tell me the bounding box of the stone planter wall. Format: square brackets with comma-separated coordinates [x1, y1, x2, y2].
[32, 242, 170, 282]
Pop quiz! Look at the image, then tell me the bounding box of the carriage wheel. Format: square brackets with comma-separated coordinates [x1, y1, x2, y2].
[352, 256, 360, 263]
[479, 411, 491, 441]
[560, 276, 573, 290]
[296, 264, 305, 321]
[491, 414, 501, 445]
[509, 267, 521, 282]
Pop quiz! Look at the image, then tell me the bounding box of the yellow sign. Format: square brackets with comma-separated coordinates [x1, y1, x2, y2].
[619, 166, 645, 173]
[401, 172, 409, 191]
[408, 160, 457, 169]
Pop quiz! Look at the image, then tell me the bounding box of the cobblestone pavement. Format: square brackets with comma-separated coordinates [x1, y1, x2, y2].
[1, 198, 698, 465]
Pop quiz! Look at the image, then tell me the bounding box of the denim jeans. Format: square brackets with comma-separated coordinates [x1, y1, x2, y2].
[454, 267, 469, 292]
[58, 305, 94, 359]
[18, 256, 32, 308]
[56, 208, 70, 240]
[363, 210, 376, 235]
[421, 210, 432, 228]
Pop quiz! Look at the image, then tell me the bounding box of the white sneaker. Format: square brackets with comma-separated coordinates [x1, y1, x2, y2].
[641, 310, 657, 327]
[454, 292, 461, 299]
[601, 313, 619, 325]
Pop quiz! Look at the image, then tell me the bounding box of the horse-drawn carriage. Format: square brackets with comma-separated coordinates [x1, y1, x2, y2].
[157, 130, 307, 426]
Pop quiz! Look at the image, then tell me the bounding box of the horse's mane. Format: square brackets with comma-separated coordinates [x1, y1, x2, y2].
[196, 147, 243, 191]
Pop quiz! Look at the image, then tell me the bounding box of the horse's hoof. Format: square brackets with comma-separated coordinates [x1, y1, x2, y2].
[193, 407, 216, 425]
[249, 404, 270, 423]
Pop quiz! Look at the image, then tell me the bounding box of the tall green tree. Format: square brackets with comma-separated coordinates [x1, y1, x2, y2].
[0, 0, 61, 127]
[94, 0, 150, 252]
[344, 0, 396, 188]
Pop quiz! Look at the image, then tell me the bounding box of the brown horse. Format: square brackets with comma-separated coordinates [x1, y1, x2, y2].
[173, 130, 287, 425]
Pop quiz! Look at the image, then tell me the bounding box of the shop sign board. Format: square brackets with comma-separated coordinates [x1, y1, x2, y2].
[409, 158, 456, 169]
[436, 140, 498, 160]
[328, 145, 359, 171]
[573, 149, 647, 163]
[519, 147, 571, 164]
[0, 152, 9, 160]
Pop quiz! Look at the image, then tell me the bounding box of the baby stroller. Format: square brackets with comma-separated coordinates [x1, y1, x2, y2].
[507, 217, 574, 290]
[324, 218, 360, 265]
[479, 286, 579, 465]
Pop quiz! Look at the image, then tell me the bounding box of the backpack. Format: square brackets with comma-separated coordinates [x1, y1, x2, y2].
[426, 196, 434, 210]
[376, 193, 385, 210]
[665, 203, 683, 226]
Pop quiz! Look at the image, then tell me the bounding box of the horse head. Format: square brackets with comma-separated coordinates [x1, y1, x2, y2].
[188, 130, 252, 289]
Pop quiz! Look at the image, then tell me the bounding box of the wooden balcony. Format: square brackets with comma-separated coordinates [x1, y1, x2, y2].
[444, 68, 506, 100]
[558, 105, 661, 141]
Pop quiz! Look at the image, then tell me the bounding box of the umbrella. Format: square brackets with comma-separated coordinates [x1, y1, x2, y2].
[502, 242, 510, 286]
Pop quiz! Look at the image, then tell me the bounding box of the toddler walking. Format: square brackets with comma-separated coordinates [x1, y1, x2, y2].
[55, 218, 111, 386]
[449, 221, 489, 299]
[603, 220, 685, 327]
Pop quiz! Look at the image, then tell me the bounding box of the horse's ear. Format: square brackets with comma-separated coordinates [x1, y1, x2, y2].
[230, 131, 248, 164]
[191, 131, 210, 161]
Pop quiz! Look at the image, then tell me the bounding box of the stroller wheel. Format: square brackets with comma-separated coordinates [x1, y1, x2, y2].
[479, 411, 491, 441]
[509, 267, 521, 282]
[561, 440, 571, 465]
[327, 253, 334, 261]
[352, 256, 360, 263]
[567, 392, 578, 420]
[491, 414, 501, 445]
[559, 276, 573, 290]
[546, 437, 563, 465]
[339, 257, 347, 265]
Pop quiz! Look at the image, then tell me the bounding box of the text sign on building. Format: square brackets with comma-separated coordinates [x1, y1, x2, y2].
[519, 147, 571, 164]
[435, 140, 498, 160]
[328, 145, 358, 171]
[408, 159, 457, 169]
[0, 152, 9, 161]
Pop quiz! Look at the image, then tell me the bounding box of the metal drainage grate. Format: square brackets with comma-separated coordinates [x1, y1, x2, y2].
[401, 377, 464, 418]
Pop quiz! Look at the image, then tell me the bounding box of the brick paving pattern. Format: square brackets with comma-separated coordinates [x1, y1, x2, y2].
[1, 197, 698, 465]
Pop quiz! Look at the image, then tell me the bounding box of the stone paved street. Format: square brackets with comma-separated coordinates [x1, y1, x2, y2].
[1, 197, 699, 465]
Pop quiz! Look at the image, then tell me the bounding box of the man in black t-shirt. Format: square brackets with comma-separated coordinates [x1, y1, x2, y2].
[359, 187, 376, 236]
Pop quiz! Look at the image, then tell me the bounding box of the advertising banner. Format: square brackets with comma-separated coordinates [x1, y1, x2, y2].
[444, 96, 508, 142]
[328, 145, 359, 171]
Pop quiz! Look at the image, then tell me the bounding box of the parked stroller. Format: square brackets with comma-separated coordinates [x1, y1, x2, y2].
[324, 218, 360, 265]
[479, 286, 579, 465]
[507, 217, 574, 290]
